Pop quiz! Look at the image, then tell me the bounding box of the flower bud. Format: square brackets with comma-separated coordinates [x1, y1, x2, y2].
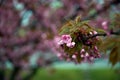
[80, 49, 85, 53]
[93, 31, 97, 35]
[85, 52, 89, 57]
[72, 55, 76, 59]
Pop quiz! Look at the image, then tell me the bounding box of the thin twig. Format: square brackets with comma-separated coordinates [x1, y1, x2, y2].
[86, 30, 120, 40]
[86, 33, 107, 40]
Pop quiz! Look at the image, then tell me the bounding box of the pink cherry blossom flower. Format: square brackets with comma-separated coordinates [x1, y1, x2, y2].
[66, 42, 75, 48]
[81, 54, 84, 58]
[56, 53, 61, 57]
[58, 40, 64, 45]
[58, 34, 75, 48]
[61, 34, 72, 43]
[102, 21, 108, 30]
[90, 57, 94, 60]
[85, 52, 89, 57]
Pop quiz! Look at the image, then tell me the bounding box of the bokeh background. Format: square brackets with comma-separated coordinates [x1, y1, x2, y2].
[0, 0, 120, 80]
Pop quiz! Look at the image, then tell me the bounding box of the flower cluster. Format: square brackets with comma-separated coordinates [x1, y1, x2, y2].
[54, 16, 105, 63]
[54, 31, 101, 63]
[79, 46, 101, 62]
[68, 44, 101, 63]
[55, 28, 103, 63]
[58, 35, 75, 48]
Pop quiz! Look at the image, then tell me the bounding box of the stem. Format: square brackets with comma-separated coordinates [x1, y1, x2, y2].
[0, 61, 6, 80]
[10, 66, 21, 80]
[0, 69, 5, 80]
[86, 30, 120, 40]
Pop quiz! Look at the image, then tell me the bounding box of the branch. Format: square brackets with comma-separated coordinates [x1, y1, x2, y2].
[86, 33, 107, 40]
[63, 0, 120, 21]
[79, 29, 120, 46]
[0, 0, 5, 6]
[86, 30, 120, 40]
[83, 0, 120, 20]
[110, 30, 120, 35]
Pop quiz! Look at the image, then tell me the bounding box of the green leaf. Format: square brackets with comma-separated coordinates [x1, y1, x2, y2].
[96, 29, 106, 33]
[109, 46, 119, 66]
